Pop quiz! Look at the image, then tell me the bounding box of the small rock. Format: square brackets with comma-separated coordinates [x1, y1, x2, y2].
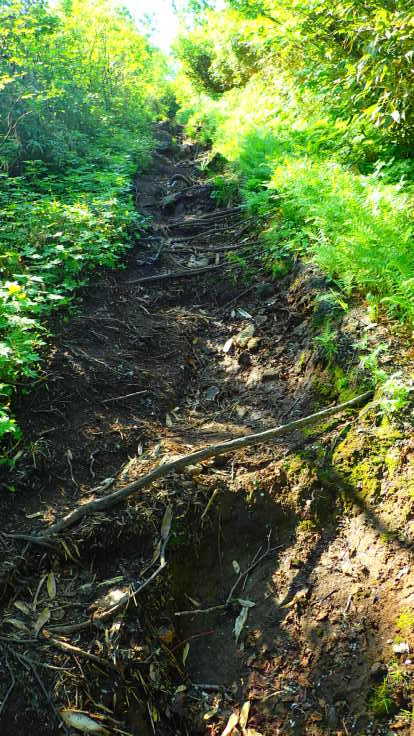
[187, 255, 209, 268]
[393, 642, 410, 655]
[205, 385, 220, 401]
[249, 410, 264, 421]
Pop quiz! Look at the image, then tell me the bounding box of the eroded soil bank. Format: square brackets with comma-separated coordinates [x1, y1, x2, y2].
[1, 125, 414, 736]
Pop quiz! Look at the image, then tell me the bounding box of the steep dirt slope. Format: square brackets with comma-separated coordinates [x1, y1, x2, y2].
[1, 125, 414, 736]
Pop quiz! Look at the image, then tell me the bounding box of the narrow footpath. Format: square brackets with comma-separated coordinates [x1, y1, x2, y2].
[1, 126, 414, 736]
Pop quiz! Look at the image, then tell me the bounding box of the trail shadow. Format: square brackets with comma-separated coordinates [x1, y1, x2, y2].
[168, 440, 414, 735]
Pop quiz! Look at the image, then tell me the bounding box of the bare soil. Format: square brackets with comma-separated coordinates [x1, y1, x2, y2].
[1, 124, 414, 736]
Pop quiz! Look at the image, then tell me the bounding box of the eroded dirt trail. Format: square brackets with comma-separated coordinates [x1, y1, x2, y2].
[1, 126, 414, 736]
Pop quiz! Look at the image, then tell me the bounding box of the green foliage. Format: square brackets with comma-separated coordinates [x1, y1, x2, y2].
[369, 662, 408, 719]
[211, 174, 239, 206]
[396, 609, 414, 635]
[174, 2, 414, 327]
[0, 0, 170, 172]
[358, 344, 389, 387]
[173, 10, 265, 96]
[377, 375, 412, 417]
[313, 323, 338, 365]
[223, 0, 414, 142]
[0, 0, 172, 446]
[0, 133, 151, 442]
[369, 678, 397, 718]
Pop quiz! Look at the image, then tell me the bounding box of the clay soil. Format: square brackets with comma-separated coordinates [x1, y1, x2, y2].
[1, 125, 414, 736]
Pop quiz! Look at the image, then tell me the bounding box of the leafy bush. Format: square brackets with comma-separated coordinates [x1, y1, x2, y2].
[0, 0, 172, 445]
[0, 133, 151, 441]
[174, 6, 414, 325]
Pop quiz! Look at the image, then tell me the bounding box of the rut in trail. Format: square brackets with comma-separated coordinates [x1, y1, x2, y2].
[1, 125, 414, 736]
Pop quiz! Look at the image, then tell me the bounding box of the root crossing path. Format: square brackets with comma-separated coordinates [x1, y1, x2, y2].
[1, 125, 413, 736]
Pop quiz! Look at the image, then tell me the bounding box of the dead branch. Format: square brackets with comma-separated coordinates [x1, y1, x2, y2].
[28, 391, 372, 540]
[174, 603, 227, 617]
[102, 390, 148, 404]
[42, 632, 118, 671]
[120, 263, 225, 286]
[169, 173, 194, 187]
[168, 206, 244, 227]
[175, 535, 282, 616]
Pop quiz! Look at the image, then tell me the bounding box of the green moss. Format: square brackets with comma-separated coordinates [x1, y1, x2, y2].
[384, 448, 401, 477]
[333, 428, 367, 471]
[350, 459, 381, 499]
[376, 415, 403, 441]
[283, 455, 308, 477]
[311, 360, 364, 404]
[295, 349, 312, 373]
[331, 424, 397, 501]
[297, 519, 318, 534]
[311, 370, 335, 400]
[302, 417, 340, 437]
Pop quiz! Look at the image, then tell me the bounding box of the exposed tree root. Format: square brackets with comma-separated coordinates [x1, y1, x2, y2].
[122, 263, 225, 285]
[15, 391, 372, 542]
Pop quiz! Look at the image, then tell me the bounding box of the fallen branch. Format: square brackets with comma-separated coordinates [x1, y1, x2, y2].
[102, 390, 148, 404]
[42, 632, 118, 671]
[121, 263, 225, 286]
[2, 532, 57, 550]
[28, 391, 372, 540]
[175, 603, 227, 617]
[168, 206, 244, 227]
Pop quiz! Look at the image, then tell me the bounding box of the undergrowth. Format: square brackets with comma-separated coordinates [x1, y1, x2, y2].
[0, 131, 152, 444]
[0, 0, 172, 449]
[175, 60, 414, 325]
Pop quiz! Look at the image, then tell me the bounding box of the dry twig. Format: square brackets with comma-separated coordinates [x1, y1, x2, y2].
[121, 263, 226, 286]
